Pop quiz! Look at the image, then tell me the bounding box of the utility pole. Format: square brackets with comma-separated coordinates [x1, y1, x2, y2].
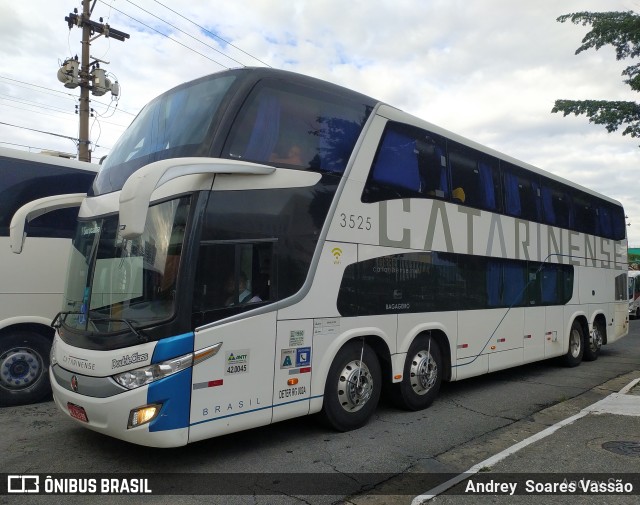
[58, 0, 129, 162]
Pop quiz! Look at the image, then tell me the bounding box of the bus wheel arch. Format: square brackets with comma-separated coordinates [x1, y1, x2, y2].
[563, 317, 586, 367]
[0, 324, 53, 407]
[584, 314, 606, 362]
[320, 338, 383, 432]
[393, 331, 446, 411]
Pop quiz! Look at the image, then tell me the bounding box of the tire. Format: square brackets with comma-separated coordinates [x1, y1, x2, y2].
[320, 341, 381, 432]
[636, 308, 640, 320]
[0, 331, 51, 407]
[583, 322, 603, 362]
[563, 321, 584, 367]
[393, 336, 442, 411]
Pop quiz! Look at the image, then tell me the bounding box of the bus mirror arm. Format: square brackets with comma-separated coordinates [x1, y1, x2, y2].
[9, 193, 87, 254]
[118, 157, 274, 239]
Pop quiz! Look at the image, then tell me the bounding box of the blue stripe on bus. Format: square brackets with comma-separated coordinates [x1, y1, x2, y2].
[148, 368, 193, 432]
[145, 332, 195, 432]
[151, 332, 194, 363]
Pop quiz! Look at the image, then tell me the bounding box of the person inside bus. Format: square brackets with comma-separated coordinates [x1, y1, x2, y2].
[270, 144, 304, 166]
[224, 272, 262, 306]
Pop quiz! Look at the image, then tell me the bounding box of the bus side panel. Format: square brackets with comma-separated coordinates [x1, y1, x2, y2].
[456, 309, 522, 360]
[546, 306, 566, 358]
[189, 313, 277, 443]
[272, 319, 314, 423]
[523, 306, 546, 363]
[454, 354, 488, 381]
[610, 301, 629, 342]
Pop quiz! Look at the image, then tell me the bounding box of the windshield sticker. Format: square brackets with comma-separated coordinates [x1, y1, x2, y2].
[81, 224, 100, 236]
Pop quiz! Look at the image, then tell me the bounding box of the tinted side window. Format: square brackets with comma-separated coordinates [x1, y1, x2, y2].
[223, 80, 371, 174]
[541, 178, 572, 229]
[448, 142, 501, 212]
[502, 163, 541, 222]
[0, 157, 94, 237]
[362, 123, 449, 203]
[337, 252, 574, 316]
[28, 207, 80, 239]
[192, 241, 275, 327]
[572, 191, 597, 235]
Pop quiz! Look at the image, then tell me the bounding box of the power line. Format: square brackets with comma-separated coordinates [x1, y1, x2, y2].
[0, 121, 111, 151]
[0, 74, 137, 116]
[0, 140, 66, 153]
[99, 2, 231, 69]
[122, 0, 245, 67]
[0, 95, 129, 129]
[0, 120, 79, 142]
[150, 0, 271, 68]
[0, 94, 76, 116]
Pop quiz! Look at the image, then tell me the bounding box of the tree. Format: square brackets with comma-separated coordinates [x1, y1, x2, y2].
[552, 11, 640, 140]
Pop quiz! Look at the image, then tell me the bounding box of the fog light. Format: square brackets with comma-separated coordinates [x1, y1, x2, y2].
[128, 404, 162, 429]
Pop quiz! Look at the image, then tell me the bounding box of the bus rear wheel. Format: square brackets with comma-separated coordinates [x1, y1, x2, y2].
[563, 321, 584, 367]
[393, 336, 442, 411]
[320, 341, 381, 432]
[583, 322, 603, 362]
[0, 331, 51, 406]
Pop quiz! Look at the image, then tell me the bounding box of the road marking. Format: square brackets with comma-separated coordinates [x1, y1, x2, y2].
[411, 377, 640, 504]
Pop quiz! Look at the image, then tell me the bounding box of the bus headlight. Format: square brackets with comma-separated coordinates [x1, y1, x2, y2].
[112, 353, 193, 389]
[128, 403, 162, 428]
[50, 339, 57, 367]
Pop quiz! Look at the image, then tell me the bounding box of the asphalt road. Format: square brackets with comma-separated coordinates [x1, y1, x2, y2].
[2, 320, 639, 505]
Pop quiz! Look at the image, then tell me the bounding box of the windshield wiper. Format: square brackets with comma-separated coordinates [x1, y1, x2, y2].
[51, 311, 81, 329]
[90, 317, 149, 343]
[52, 310, 148, 343]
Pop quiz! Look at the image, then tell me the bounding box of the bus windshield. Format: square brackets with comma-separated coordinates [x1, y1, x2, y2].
[94, 74, 237, 194]
[62, 197, 190, 334]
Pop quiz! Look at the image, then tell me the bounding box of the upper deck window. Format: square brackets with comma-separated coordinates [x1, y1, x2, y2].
[223, 80, 371, 175]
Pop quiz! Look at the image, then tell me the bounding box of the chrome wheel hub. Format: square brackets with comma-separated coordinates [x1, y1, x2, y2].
[409, 349, 438, 395]
[337, 359, 373, 413]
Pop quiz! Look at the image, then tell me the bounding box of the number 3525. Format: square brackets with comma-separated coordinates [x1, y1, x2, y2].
[339, 213, 372, 230]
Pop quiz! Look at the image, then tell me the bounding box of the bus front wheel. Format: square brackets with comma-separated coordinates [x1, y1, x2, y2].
[563, 321, 584, 367]
[0, 331, 51, 407]
[393, 336, 442, 411]
[320, 341, 381, 432]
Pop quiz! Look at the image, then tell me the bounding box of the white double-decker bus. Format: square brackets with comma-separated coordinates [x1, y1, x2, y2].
[0, 147, 97, 406]
[14, 68, 628, 446]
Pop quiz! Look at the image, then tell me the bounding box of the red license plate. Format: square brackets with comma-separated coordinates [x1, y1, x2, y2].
[67, 402, 89, 423]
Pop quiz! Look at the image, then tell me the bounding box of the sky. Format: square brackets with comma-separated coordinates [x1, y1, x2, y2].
[2, 0, 640, 244]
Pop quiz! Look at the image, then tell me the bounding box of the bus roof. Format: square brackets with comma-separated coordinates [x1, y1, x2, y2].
[0, 147, 99, 173]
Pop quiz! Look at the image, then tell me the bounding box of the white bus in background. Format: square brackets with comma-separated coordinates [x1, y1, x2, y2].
[629, 270, 640, 318]
[12, 68, 629, 446]
[0, 148, 97, 406]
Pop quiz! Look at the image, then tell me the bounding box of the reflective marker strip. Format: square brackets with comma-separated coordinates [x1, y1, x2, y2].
[193, 379, 223, 390]
[287, 367, 312, 375]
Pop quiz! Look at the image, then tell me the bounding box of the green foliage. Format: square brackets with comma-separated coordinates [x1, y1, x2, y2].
[553, 11, 640, 142]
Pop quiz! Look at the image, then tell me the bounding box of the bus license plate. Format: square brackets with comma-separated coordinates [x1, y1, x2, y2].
[67, 402, 89, 423]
